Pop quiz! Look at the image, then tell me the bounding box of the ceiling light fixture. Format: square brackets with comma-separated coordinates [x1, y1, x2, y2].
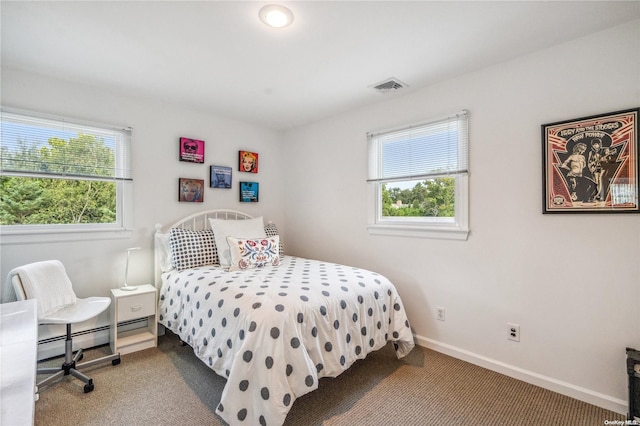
[259, 4, 294, 28]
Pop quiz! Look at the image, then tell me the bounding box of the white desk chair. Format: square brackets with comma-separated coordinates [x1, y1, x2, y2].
[10, 260, 120, 393]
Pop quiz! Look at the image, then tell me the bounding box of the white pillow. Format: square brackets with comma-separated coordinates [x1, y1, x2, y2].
[226, 235, 281, 271]
[209, 216, 266, 267]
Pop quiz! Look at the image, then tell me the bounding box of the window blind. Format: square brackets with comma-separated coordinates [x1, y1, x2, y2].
[0, 110, 132, 181]
[368, 110, 468, 182]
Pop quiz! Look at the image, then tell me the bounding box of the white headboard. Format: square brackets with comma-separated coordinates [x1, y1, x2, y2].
[153, 209, 254, 287]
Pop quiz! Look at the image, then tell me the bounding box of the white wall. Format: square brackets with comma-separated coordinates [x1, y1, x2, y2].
[281, 20, 640, 413]
[0, 69, 286, 337]
[1, 17, 638, 414]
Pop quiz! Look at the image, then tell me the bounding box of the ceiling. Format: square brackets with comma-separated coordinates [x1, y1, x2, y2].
[2, 1, 639, 131]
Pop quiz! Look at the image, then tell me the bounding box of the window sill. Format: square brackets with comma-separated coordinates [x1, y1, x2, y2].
[367, 223, 469, 241]
[0, 226, 133, 245]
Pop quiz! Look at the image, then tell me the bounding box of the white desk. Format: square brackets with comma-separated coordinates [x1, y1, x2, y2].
[1, 299, 38, 426]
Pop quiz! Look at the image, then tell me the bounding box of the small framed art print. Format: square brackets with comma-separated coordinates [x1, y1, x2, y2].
[542, 107, 639, 213]
[179, 137, 205, 163]
[210, 165, 232, 188]
[239, 181, 259, 202]
[178, 178, 204, 202]
[239, 150, 259, 173]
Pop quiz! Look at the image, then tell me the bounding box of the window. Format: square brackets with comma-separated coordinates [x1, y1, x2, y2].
[367, 110, 469, 240]
[0, 108, 132, 241]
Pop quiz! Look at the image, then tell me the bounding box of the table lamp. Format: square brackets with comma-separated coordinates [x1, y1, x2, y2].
[121, 247, 142, 291]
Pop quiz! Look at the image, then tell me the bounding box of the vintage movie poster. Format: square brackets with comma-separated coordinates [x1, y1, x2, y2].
[179, 137, 205, 163]
[542, 108, 639, 213]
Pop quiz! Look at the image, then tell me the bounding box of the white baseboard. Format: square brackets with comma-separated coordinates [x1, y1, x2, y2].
[37, 318, 145, 360]
[38, 327, 110, 360]
[414, 334, 628, 416]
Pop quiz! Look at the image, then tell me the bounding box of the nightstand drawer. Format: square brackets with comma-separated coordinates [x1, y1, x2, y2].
[117, 292, 155, 322]
[111, 284, 158, 355]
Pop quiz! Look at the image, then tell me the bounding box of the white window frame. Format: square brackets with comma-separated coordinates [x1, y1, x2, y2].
[367, 111, 469, 241]
[0, 107, 133, 244]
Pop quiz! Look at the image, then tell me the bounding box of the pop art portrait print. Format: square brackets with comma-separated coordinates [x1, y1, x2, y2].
[180, 137, 205, 163]
[210, 165, 232, 188]
[178, 178, 204, 202]
[239, 181, 259, 202]
[542, 108, 639, 213]
[239, 150, 258, 173]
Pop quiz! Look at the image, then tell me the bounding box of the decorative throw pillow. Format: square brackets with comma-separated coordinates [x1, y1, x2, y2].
[264, 222, 285, 258]
[168, 228, 218, 271]
[226, 235, 281, 271]
[209, 217, 266, 267]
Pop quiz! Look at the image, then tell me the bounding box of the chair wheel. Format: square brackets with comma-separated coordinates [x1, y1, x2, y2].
[77, 353, 84, 361]
[84, 383, 94, 393]
[112, 358, 121, 366]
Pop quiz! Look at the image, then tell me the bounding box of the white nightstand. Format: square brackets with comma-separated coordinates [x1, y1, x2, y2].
[110, 284, 158, 355]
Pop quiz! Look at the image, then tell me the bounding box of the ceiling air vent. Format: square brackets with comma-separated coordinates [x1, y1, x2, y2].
[370, 77, 408, 94]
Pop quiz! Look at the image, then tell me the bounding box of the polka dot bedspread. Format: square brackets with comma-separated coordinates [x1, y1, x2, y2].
[158, 255, 414, 426]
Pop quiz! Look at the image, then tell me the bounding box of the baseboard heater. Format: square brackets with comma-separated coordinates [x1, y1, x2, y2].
[628, 347, 640, 422]
[37, 318, 147, 361]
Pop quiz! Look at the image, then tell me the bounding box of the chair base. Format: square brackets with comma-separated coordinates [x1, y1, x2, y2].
[37, 324, 121, 393]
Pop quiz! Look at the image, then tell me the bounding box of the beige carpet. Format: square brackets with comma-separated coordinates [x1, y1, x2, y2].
[34, 333, 625, 425]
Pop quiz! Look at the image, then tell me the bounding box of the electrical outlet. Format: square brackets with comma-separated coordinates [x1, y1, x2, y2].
[436, 306, 445, 321]
[508, 323, 520, 342]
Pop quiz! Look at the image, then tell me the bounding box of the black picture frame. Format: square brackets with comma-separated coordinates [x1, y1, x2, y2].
[542, 107, 639, 213]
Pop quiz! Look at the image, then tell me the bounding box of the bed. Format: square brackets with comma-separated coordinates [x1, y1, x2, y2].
[154, 210, 414, 425]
